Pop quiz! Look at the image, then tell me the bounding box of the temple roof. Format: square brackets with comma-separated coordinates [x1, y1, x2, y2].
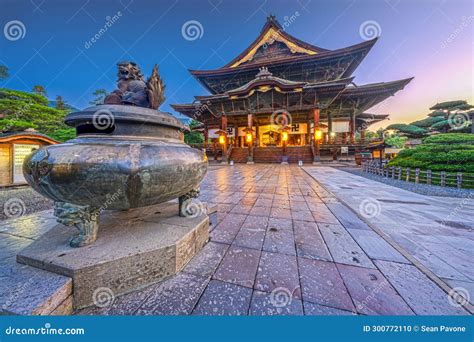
[223, 15, 329, 68]
[189, 16, 378, 94]
[193, 68, 353, 101]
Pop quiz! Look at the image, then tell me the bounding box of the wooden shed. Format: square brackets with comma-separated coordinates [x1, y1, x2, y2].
[0, 131, 59, 186]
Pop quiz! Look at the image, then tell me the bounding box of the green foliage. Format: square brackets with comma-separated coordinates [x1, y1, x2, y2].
[410, 116, 444, 128]
[32, 85, 47, 97]
[423, 133, 474, 144]
[0, 88, 48, 105]
[49, 128, 76, 142]
[430, 100, 469, 110]
[385, 135, 407, 148]
[0, 87, 74, 142]
[0, 65, 8, 80]
[55, 95, 66, 110]
[184, 120, 204, 144]
[428, 110, 446, 117]
[385, 123, 427, 137]
[388, 134, 474, 173]
[0, 119, 37, 131]
[90, 89, 107, 105]
[429, 119, 450, 131]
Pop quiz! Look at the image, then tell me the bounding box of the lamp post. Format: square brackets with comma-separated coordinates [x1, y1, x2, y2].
[280, 126, 290, 164]
[313, 128, 322, 163]
[243, 127, 254, 164]
[215, 129, 228, 163]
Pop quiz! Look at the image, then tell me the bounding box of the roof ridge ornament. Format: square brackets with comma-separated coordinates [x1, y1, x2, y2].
[256, 66, 272, 78]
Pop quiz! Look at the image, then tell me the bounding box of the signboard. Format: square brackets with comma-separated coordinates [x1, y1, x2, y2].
[341, 146, 348, 154]
[333, 121, 349, 133]
[209, 128, 235, 138]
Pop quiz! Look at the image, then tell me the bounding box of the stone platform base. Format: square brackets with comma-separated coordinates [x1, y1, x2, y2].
[17, 202, 209, 309]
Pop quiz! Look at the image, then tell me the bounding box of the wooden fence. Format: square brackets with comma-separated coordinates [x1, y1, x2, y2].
[361, 161, 474, 189]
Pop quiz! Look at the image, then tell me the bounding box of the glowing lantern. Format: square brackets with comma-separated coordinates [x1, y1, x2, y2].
[314, 129, 322, 141]
[219, 135, 225, 145]
[330, 132, 336, 138]
[282, 131, 289, 142]
[246, 132, 253, 143]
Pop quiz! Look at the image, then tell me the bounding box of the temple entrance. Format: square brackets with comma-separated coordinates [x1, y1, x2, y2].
[261, 130, 281, 147]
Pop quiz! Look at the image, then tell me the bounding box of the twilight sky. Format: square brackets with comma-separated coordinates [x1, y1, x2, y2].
[1, 0, 473, 130]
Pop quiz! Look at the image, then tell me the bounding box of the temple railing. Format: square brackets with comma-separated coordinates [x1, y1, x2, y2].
[361, 161, 474, 189]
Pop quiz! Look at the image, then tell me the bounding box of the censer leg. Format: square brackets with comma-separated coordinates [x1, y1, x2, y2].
[54, 202, 100, 248]
[179, 188, 201, 217]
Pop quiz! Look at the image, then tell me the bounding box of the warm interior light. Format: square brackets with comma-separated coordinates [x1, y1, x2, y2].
[330, 132, 336, 137]
[314, 130, 322, 141]
[282, 131, 288, 141]
[219, 135, 225, 144]
[246, 132, 253, 143]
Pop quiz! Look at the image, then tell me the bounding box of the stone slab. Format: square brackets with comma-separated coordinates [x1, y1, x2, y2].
[0, 220, 72, 316]
[375, 260, 468, 315]
[136, 273, 209, 315]
[318, 223, 375, 269]
[192, 280, 252, 315]
[298, 258, 354, 312]
[337, 264, 414, 315]
[255, 251, 301, 298]
[17, 202, 209, 309]
[250, 291, 304, 316]
[347, 229, 409, 264]
[293, 220, 332, 261]
[213, 246, 260, 288]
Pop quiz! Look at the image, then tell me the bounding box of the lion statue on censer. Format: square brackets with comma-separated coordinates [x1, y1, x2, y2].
[104, 61, 165, 109]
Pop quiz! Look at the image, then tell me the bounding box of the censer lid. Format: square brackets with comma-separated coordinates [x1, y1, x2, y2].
[65, 105, 189, 131]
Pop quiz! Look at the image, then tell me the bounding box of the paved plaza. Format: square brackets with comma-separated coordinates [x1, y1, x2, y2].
[1, 164, 472, 315]
[77, 164, 471, 315]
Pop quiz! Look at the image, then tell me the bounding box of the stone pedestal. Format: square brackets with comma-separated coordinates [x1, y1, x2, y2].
[17, 202, 209, 309]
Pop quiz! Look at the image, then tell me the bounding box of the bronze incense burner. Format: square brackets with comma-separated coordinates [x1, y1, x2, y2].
[23, 62, 208, 247]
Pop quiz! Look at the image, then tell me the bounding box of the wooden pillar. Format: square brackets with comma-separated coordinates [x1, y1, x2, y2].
[327, 112, 333, 144]
[221, 115, 228, 163]
[255, 122, 260, 147]
[307, 117, 312, 145]
[247, 113, 254, 163]
[313, 108, 321, 162]
[349, 112, 356, 144]
[360, 129, 366, 142]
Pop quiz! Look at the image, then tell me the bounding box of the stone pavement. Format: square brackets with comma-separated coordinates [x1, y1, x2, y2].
[0, 210, 72, 315]
[73, 164, 469, 316]
[303, 166, 474, 308]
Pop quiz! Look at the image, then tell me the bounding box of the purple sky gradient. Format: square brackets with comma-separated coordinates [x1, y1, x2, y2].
[1, 0, 473, 130]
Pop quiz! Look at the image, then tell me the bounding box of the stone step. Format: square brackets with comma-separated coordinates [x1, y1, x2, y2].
[0, 212, 73, 315]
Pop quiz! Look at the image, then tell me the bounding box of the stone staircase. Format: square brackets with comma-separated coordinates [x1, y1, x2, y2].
[253, 147, 283, 163]
[229, 147, 249, 163]
[287, 146, 313, 164]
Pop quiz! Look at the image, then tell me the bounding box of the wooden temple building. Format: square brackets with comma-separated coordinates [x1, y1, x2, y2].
[172, 16, 413, 163]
